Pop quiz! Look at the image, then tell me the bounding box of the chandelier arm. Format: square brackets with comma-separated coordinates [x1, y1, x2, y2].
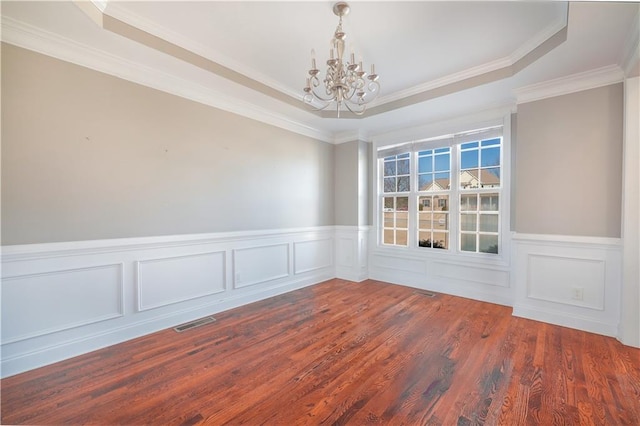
[342, 100, 366, 116]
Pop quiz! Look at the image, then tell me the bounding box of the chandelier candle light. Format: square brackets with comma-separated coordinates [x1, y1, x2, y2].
[303, 1, 380, 117]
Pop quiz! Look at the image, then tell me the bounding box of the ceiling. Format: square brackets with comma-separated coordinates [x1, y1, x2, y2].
[1, 1, 639, 142]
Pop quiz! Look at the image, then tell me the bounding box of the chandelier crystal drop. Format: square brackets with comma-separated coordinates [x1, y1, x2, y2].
[303, 2, 380, 118]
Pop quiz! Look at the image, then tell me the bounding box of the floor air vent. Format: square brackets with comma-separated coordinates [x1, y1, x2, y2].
[414, 290, 437, 298]
[174, 316, 216, 332]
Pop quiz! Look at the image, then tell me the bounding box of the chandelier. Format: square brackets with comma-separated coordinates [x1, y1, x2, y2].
[303, 2, 380, 118]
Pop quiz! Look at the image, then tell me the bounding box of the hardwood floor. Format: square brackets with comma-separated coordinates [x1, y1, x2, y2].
[2, 279, 639, 425]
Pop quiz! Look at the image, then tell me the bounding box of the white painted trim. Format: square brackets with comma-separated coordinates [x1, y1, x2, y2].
[1, 263, 125, 344]
[1, 226, 337, 261]
[102, 1, 303, 103]
[1, 226, 336, 377]
[371, 106, 513, 148]
[514, 65, 625, 104]
[374, 56, 511, 106]
[513, 304, 618, 337]
[620, 9, 640, 77]
[0, 16, 332, 143]
[511, 232, 622, 248]
[511, 232, 622, 337]
[293, 238, 334, 274]
[1, 272, 332, 378]
[374, 15, 567, 107]
[232, 243, 291, 288]
[135, 251, 227, 312]
[332, 130, 368, 145]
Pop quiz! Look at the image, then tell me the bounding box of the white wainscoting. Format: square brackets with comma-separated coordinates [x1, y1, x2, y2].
[0, 227, 335, 378]
[334, 226, 369, 282]
[511, 232, 622, 337]
[367, 229, 513, 307]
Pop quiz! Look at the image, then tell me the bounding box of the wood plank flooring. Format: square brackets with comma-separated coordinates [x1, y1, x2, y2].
[2, 279, 639, 425]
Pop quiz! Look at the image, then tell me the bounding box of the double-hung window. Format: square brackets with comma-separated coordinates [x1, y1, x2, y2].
[378, 126, 506, 256]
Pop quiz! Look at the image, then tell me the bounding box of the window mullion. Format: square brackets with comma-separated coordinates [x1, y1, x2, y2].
[450, 144, 460, 253]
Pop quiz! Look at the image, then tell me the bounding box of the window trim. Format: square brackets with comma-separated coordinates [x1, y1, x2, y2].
[372, 114, 512, 267]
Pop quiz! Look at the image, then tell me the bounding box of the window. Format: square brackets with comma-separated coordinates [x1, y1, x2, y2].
[378, 126, 506, 256]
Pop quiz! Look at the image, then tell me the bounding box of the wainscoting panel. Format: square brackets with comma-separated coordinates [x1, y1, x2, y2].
[232, 244, 289, 289]
[432, 261, 510, 288]
[136, 252, 226, 311]
[368, 246, 513, 306]
[294, 238, 333, 275]
[1, 227, 335, 378]
[1, 264, 124, 344]
[335, 226, 369, 282]
[527, 254, 605, 310]
[512, 233, 621, 336]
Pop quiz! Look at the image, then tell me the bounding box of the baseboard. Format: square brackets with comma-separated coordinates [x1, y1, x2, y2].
[513, 304, 618, 337]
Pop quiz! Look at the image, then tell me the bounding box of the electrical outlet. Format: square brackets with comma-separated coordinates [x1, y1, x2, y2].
[571, 287, 584, 301]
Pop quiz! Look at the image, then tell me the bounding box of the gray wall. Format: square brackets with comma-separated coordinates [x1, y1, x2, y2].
[1, 44, 335, 245]
[515, 83, 623, 238]
[333, 139, 371, 227]
[334, 141, 359, 226]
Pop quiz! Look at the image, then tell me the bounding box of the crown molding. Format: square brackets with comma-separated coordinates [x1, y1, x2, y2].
[620, 9, 639, 77]
[332, 130, 369, 145]
[513, 65, 625, 105]
[1, 16, 332, 143]
[102, 2, 302, 104]
[373, 15, 568, 107]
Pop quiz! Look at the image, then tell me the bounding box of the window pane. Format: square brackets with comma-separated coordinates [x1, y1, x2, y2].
[396, 212, 408, 229]
[383, 161, 396, 177]
[418, 174, 433, 191]
[461, 195, 478, 211]
[461, 150, 478, 169]
[461, 234, 476, 252]
[432, 232, 448, 249]
[434, 172, 450, 190]
[461, 169, 479, 189]
[384, 178, 395, 193]
[418, 196, 432, 211]
[434, 153, 450, 172]
[461, 142, 478, 149]
[397, 197, 409, 211]
[461, 214, 477, 231]
[482, 168, 501, 187]
[397, 159, 410, 175]
[481, 138, 500, 147]
[481, 147, 500, 167]
[479, 235, 499, 254]
[480, 194, 499, 211]
[435, 195, 449, 211]
[418, 231, 432, 248]
[384, 212, 394, 227]
[398, 152, 410, 158]
[418, 156, 432, 173]
[395, 230, 408, 246]
[418, 212, 432, 229]
[433, 212, 448, 230]
[479, 214, 499, 232]
[383, 229, 394, 245]
[384, 197, 394, 210]
[397, 176, 410, 192]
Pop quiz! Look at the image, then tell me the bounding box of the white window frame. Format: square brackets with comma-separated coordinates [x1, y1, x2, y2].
[372, 113, 512, 267]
